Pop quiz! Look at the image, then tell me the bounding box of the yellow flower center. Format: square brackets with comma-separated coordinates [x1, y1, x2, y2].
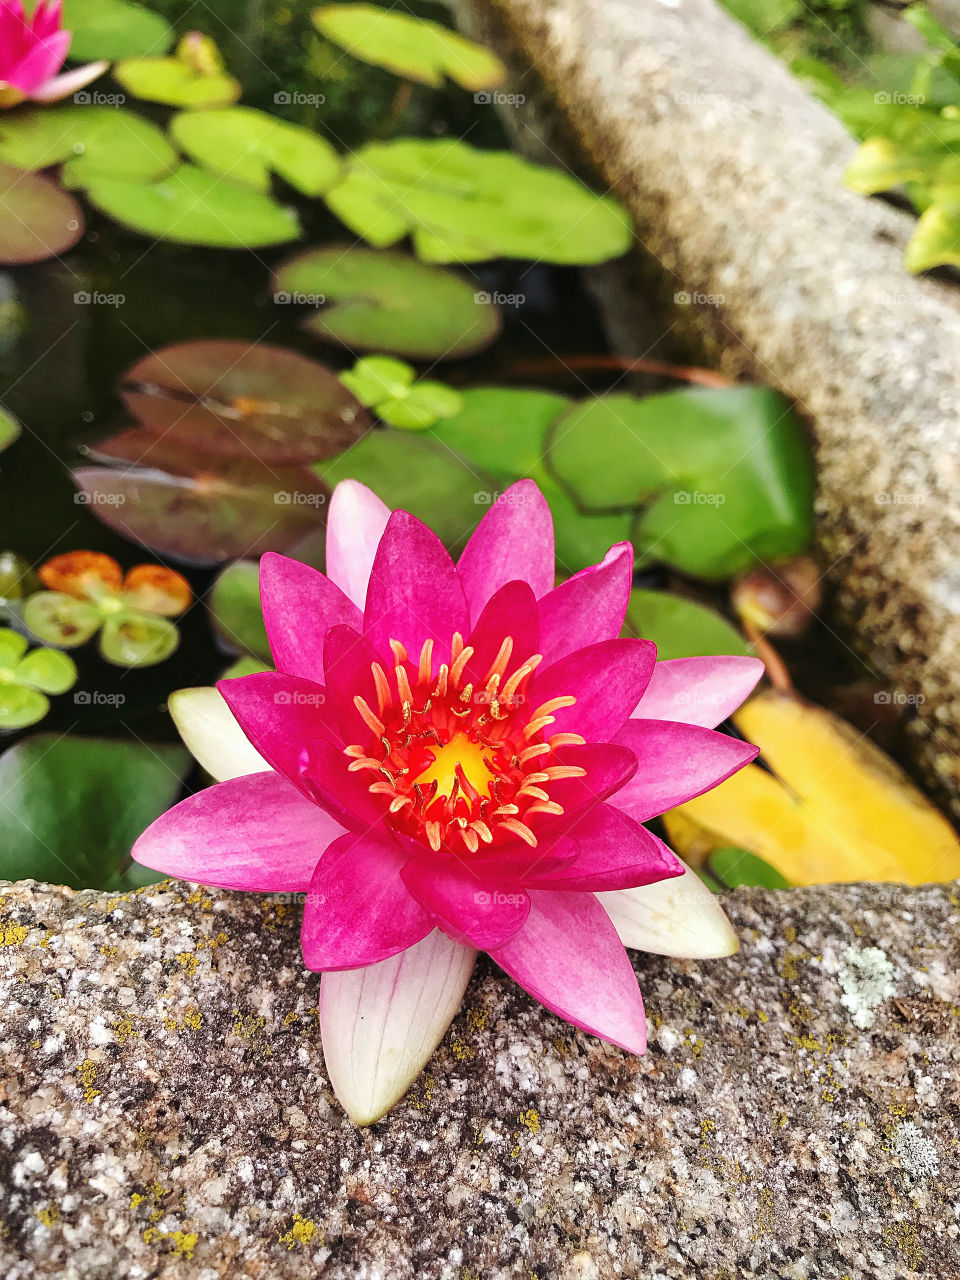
[413, 732, 497, 805]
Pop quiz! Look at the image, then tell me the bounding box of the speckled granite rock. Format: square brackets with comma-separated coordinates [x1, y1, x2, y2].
[462, 0, 960, 821]
[0, 878, 958, 1279]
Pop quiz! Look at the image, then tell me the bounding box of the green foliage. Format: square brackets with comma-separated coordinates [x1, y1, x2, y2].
[114, 33, 241, 107]
[0, 629, 77, 732]
[0, 106, 176, 184]
[707, 846, 792, 890]
[341, 357, 463, 429]
[0, 405, 20, 453]
[209, 561, 272, 661]
[62, 0, 174, 60]
[170, 107, 340, 195]
[624, 589, 751, 660]
[313, 3, 505, 89]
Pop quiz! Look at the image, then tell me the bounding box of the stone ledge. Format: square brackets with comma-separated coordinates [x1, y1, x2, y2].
[0, 876, 958, 1278]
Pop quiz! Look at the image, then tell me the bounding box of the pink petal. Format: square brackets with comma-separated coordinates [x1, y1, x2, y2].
[28, 59, 107, 102]
[260, 552, 361, 684]
[490, 891, 647, 1053]
[301, 833, 432, 970]
[527, 804, 683, 892]
[7, 30, 69, 92]
[612, 718, 759, 822]
[323, 623, 386, 746]
[632, 655, 764, 728]
[463, 579, 539, 691]
[457, 480, 555, 624]
[132, 771, 341, 891]
[325, 479, 390, 610]
[298, 735, 394, 835]
[217, 671, 340, 794]
[31, 1, 63, 40]
[530, 638, 657, 742]
[540, 741, 639, 816]
[364, 510, 469, 665]
[537, 542, 633, 666]
[319, 930, 476, 1123]
[400, 856, 530, 949]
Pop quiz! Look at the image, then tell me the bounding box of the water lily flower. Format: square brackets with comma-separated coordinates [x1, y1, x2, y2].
[0, 1, 107, 108]
[135, 480, 762, 1122]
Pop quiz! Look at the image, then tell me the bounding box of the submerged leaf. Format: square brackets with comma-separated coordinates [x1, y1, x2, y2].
[209, 560, 271, 660]
[0, 403, 21, 451]
[0, 163, 84, 265]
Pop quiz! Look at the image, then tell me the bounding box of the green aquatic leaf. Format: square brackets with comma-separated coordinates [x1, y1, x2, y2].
[0, 163, 84, 265]
[115, 34, 241, 108]
[170, 107, 340, 196]
[23, 592, 102, 649]
[0, 733, 190, 888]
[0, 629, 27, 665]
[99, 611, 180, 668]
[209, 560, 271, 661]
[624, 588, 751, 660]
[845, 135, 946, 194]
[905, 197, 960, 270]
[548, 386, 814, 580]
[15, 646, 78, 694]
[0, 403, 22, 451]
[0, 683, 49, 732]
[274, 245, 500, 359]
[341, 357, 462, 430]
[62, 0, 174, 60]
[707, 846, 791, 890]
[221, 655, 271, 679]
[0, 106, 176, 185]
[324, 138, 633, 264]
[312, 3, 505, 89]
[0, 628, 77, 731]
[429, 386, 569, 479]
[82, 164, 301, 248]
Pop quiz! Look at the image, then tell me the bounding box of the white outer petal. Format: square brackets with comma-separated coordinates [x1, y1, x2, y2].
[325, 479, 391, 610]
[319, 930, 477, 1125]
[597, 860, 739, 958]
[30, 61, 109, 102]
[168, 686, 269, 782]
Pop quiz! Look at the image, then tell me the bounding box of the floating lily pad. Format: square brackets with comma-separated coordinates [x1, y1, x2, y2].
[62, 0, 174, 60]
[170, 107, 340, 196]
[0, 163, 84, 265]
[0, 628, 77, 731]
[0, 403, 21, 451]
[83, 164, 301, 248]
[23, 592, 103, 648]
[0, 107, 176, 186]
[625, 588, 751, 660]
[115, 34, 241, 108]
[118, 340, 370, 465]
[324, 139, 633, 264]
[707, 846, 791, 891]
[0, 552, 39, 604]
[15, 646, 78, 694]
[312, 4, 505, 89]
[341, 356, 463, 429]
[547, 387, 815, 580]
[72, 462, 330, 565]
[209, 560, 271, 660]
[273, 246, 500, 359]
[100, 612, 180, 667]
[0, 734, 189, 888]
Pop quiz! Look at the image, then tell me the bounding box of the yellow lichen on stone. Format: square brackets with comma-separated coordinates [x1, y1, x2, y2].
[883, 1221, 923, 1270]
[76, 1058, 100, 1102]
[99, 945, 118, 958]
[278, 1213, 319, 1249]
[113, 1017, 139, 1044]
[450, 1037, 473, 1061]
[186, 887, 212, 911]
[519, 1109, 540, 1135]
[176, 951, 198, 975]
[465, 1007, 487, 1033]
[0, 921, 28, 946]
[35, 1203, 60, 1229]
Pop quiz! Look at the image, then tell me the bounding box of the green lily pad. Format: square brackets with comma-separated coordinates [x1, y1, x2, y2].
[221, 655, 271, 679]
[100, 611, 180, 667]
[341, 356, 463, 429]
[547, 386, 814, 580]
[625, 589, 751, 660]
[273, 246, 501, 359]
[0, 630, 27, 665]
[708, 846, 791, 890]
[0, 629, 77, 732]
[209, 560, 271, 661]
[72, 462, 329, 565]
[0, 552, 39, 603]
[0, 403, 21, 451]
[118, 340, 370, 466]
[0, 107, 176, 186]
[0, 163, 84, 265]
[23, 592, 103, 649]
[0, 733, 190, 888]
[170, 107, 340, 196]
[15, 646, 78, 694]
[83, 164, 301, 248]
[905, 198, 960, 271]
[115, 35, 241, 108]
[312, 4, 505, 89]
[62, 0, 174, 60]
[0, 683, 49, 732]
[324, 139, 633, 264]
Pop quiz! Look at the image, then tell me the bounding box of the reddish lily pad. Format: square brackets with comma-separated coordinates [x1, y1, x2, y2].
[0, 163, 84, 265]
[72, 462, 330, 565]
[38, 551, 123, 599]
[118, 340, 371, 465]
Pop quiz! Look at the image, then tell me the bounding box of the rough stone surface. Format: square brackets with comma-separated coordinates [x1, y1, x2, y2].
[464, 0, 960, 820]
[1, 876, 959, 1278]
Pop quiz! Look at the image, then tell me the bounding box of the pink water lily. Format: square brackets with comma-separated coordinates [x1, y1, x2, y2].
[0, 1, 107, 108]
[136, 479, 763, 1122]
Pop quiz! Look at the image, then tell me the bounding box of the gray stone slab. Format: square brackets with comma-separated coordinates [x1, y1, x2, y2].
[0, 876, 958, 1278]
